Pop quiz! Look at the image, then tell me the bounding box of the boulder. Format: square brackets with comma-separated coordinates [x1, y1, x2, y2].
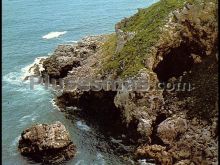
[18, 121, 76, 164]
[157, 116, 187, 145]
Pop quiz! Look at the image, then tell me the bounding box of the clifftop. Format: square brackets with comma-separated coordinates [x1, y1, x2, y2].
[101, 0, 217, 78]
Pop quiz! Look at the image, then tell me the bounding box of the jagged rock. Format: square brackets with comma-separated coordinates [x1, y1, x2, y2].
[174, 159, 191, 165]
[135, 145, 172, 165]
[157, 116, 187, 145]
[43, 51, 80, 79]
[40, 35, 108, 80]
[168, 143, 191, 160]
[191, 54, 202, 64]
[137, 119, 153, 137]
[18, 121, 76, 164]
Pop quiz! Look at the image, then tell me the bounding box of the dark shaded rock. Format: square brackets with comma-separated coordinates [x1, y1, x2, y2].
[43, 57, 81, 79]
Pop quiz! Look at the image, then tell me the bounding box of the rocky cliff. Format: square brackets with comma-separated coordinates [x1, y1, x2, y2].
[28, 0, 218, 164]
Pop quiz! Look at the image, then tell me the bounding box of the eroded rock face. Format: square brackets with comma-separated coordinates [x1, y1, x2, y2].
[42, 35, 108, 80]
[152, 2, 217, 82]
[18, 121, 76, 164]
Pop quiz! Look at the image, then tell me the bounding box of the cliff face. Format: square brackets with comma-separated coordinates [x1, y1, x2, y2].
[30, 0, 218, 164]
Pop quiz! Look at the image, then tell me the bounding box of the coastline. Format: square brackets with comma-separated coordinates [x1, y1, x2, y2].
[23, 0, 218, 164]
[3, 0, 166, 164]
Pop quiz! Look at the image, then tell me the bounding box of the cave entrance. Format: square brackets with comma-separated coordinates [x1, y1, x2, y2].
[77, 90, 121, 132]
[69, 90, 140, 141]
[67, 90, 142, 154]
[153, 42, 196, 82]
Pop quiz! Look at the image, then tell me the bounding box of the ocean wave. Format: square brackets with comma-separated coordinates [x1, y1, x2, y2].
[11, 135, 21, 147]
[19, 114, 33, 122]
[66, 106, 81, 111]
[138, 159, 155, 165]
[75, 160, 85, 165]
[76, 121, 91, 131]
[3, 72, 23, 85]
[19, 113, 39, 126]
[7, 135, 21, 156]
[9, 135, 21, 156]
[31, 115, 38, 122]
[3, 56, 47, 87]
[50, 99, 61, 111]
[65, 40, 78, 43]
[42, 31, 67, 40]
[21, 56, 47, 81]
[96, 153, 105, 165]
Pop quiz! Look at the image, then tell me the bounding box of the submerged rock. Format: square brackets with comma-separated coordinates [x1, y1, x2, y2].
[18, 121, 76, 164]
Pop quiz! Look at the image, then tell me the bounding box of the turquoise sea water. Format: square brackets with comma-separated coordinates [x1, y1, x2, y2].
[2, 0, 158, 164]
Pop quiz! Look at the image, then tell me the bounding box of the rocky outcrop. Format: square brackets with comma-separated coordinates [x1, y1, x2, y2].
[42, 35, 108, 80]
[18, 121, 76, 164]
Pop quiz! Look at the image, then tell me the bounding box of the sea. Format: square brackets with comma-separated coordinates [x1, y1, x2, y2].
[2, 0, 158, 164]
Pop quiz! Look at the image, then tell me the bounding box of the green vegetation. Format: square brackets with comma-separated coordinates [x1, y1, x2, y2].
[101, 0, 198, 78]
[101, 34, 117, 71]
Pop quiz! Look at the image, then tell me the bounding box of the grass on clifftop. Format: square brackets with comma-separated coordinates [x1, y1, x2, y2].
[101, 0, 197, 78]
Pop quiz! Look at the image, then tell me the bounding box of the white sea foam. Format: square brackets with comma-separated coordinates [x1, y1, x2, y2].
[65, 40, 78, 43]
[9, 135, 21, 156]
[3, 56, 47, 86]
[19, 114, 33, 122]
[21, 56, 47, 81]
[3, 72, 22, 85]
[19, 113, 39, 126]
[96, 153, 105, 165]
[11, 135, 21, 147]
[42, 31, 67, 40]
[75, 160, 85, 165]
[138, 159, 155, 165]
[66, 106, 80, 111]
[76, 121, 91, 131]
[31, 115, 38, 122]
[50, 99, 61, 111]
